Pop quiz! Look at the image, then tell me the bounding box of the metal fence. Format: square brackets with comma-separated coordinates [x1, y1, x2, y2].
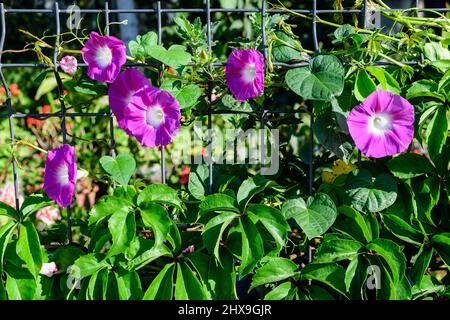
[0, 0, 447, 247]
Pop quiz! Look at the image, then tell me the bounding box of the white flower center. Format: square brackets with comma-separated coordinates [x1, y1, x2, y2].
[146, 105, 164, 128]
[242, 63, 256, 83]
[369, 113, 392, 135]
[57, 164, 70, 186]
[95, 46, 113, 68]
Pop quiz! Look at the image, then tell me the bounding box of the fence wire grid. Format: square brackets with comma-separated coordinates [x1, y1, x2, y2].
[0, 0, 447, 247]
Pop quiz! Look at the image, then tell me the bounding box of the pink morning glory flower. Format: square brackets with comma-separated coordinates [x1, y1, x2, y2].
[59, 56, 78, 74]
[225, 49, 264, 102]
[347, 90, 415, 158]
[123, 86, 181, 147]
[40, 262, 58, 278]
[81, 31, 126, 83]
[36, 206, 61, 226]
[108, 69, 153, 133]
[43, 144, 77, 208]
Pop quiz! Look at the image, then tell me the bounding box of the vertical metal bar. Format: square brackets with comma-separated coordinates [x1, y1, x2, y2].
[260, 0, 267, 173]
[156, 0, 166, 184]
[357, 0, 368, 166]
[307, 0, 320, 266]
[105, 2, 116, 160]
[415, 0, 425, 65]
[206, 0, 213, 194]
[0, 4, 20, 211]
[53, 2, 72, 243]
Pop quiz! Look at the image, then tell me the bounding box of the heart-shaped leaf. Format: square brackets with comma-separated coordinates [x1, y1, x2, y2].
[148, 44, 192, 69]
[282, 193, 337, 239]
[285, 54, 344, 101]
[346, 169, 398, 213]
[100, 154, 136, 187]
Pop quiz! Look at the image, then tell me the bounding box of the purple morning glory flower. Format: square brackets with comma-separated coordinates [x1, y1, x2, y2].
[43, 144, 77, 208]
[81, 32, 126, 83]
[108, 69, 153, 134]
[347, 89, 415, 158]
[123, 86, 181, 148]
[225, 49, 264, 102]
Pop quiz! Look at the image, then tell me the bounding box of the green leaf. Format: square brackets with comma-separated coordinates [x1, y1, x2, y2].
[272, 31, 305, 63]
[424, 42, 450, 61]
[300, 263, 347, 297]
[127, 245, 172, 271]
[354, 69, 376, 101]
[0, 202, 19, 221]
[426, 107, 448, 160]
[143, 263, 175, 300]
[333, 205, 373, 243]
[100, 154, 136, 187]
[282, 193, 337, 239]
[410, 246, 433, 285]
[19, 193, 53, 220]
[188, 165, 209, 200]
[387, 153, 435, 179]
[73, 79, 107, 96]
[161, 81, 202, 110]
[148, 44, 192, 68]
[34, 73, 70, 100]
[17, 221, 42, 277]
[406, 80, 446, 101]
[366, 238, 406, 284]
[366, 66, 400, 94]
[412, 275, 446, 299]
[0, 221, 16, 299]
[205, 251, 237, 299]
[264, 282, 296, 300]
[313, 114, 353, 162]
[140, 204, 170, 246]
[202, 211, 237, 261]
[237, 175, 272, 210]
[313, 236, 362, 263]
[88, 196, 132, 226]
[251, 257, 298, 289]
[107, 210, 136, 257]
[431, 233, 450, 267]
[175, 262, 207, 300]
[137, 184, 184, 212]
[5, 271, 37, 300]
[114, 269, 143, 300]
[70, 253, 109, 280]
[199, 193, 239, 216]
[128, 31, 158, 61]
[286, 54, 344, 101]
[238, 216, 264, 277]
[346, 169, 398, 213]
[381, 214, 423, 245]
[247, 205, 289, 252]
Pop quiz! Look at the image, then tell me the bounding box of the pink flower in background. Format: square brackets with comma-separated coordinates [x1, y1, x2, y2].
[109, 69, 153, 133]
[123, 86, 181, 147]
[182, 245, 195, 255]
[225, 49, 264, 101]
[0, 182, 23, 208]
[43, 144, 77, 208]
[180, 165, 190, 185]
[60, 56, 78, 74]
[40, 262, 58, 277]
[347, 90, 415, 158]
[36, 206, 61, 225]
[81, 32, 126, 83]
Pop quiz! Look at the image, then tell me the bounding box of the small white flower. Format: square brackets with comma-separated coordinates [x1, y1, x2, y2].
[40, 262, 58, 277]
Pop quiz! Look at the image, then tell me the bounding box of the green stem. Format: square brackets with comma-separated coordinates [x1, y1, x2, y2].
[377, 52, 407, 68]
